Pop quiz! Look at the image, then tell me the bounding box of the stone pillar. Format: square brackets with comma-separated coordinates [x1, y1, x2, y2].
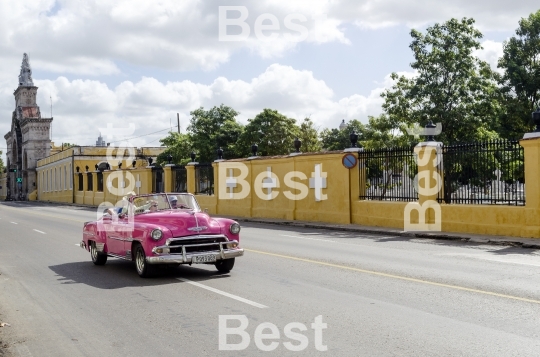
[519, 136, 540, 237]
[186, 164, 196, 194]
[163, 165, 173, 192]
[403, 142, 443, 231]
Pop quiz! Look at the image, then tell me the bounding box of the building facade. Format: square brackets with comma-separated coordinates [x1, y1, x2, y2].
[3, 54, 53, 200]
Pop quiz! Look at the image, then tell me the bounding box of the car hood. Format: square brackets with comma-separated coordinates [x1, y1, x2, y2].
[134, 210, 223, 237]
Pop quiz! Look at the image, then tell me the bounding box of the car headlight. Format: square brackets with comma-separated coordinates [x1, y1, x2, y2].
[229, 223, 241, 234]
[150, 229, 163, 241]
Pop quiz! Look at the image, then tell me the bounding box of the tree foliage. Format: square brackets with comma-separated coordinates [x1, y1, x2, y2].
[497, 10, 540, 138]
[320, 119, 366, 151]
[297, 118, 322, 152]
[381, 18, 501, 144]
[187, 104, 245, 162]
[156, 132, 192, 165]
[239, 109, 300, 156]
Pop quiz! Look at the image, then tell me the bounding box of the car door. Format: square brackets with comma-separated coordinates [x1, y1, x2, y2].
[105, 214, 126, 255]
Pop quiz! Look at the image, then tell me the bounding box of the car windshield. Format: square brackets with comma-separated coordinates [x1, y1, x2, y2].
[129, 193, 200, 214]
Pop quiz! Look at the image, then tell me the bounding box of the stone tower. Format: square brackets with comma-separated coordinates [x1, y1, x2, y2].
[4, 53, 52, 199]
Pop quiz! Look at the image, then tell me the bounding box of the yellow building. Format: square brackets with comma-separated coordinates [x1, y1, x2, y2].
[35, 145, 165, 205]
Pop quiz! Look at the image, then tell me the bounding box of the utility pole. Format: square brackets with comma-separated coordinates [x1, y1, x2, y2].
[177, 113, 180, 133]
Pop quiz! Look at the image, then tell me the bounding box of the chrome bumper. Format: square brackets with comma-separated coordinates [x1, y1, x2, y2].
[146, 248, 244, 264]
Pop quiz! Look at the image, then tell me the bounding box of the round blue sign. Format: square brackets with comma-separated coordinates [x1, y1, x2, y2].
[342, 154, 358, 169]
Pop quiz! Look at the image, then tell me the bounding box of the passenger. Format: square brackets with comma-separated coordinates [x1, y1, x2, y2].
[169, 196, 178, 209]
[144, 200, 159, 213]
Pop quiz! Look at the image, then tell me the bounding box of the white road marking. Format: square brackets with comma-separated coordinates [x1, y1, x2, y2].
[436, 253, 540, 267]
[280, 234, 336, 243]
[33, 229, 46, 234]
[10, 222, 17, 225]
[176, 277, 268, 309]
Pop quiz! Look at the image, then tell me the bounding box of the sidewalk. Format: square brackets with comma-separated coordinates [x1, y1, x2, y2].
[6, 200, 540, 249]
[221, 215, 540, 250]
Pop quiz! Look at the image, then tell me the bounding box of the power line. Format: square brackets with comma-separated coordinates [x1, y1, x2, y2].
[106, 125, 179, 144]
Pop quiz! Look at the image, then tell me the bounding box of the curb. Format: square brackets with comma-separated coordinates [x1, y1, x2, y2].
[230, 217, 540, 250]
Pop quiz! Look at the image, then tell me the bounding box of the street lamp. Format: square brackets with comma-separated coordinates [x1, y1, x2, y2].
[425, 120, 436, 141]
[533, 108, 540, 132]
[190, 152, 196, 162]
[217, 147, 224, 160]
[294, 138, 302, 153]
[167, 154, 173, 165]
[251, 143, 258, 157]
[349, 131, 359, 148]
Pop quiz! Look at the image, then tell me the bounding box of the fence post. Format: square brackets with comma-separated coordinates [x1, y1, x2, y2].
[186, 163, 196, 194]
[405, 142, 443, 231]
[520, 136, 540, 236]
[163, 165, 173, 192]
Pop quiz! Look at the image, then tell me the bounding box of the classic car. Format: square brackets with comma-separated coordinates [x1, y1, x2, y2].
[80, 193, 243, 277]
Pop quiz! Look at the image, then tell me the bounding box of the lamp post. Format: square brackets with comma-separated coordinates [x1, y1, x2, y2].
[533, 107, 540, 132]
[251, 143, 258, 157]
[217, 147, 224, 160]
[425, 120, 436, 141]
[349, 131, 359, 148]
[167, 154, 173, 165]
[190, 152, 196, 162]
[294, 137, 301, 153]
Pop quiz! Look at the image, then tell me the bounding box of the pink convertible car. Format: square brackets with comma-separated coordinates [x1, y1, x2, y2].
[80, 193, 243, 277]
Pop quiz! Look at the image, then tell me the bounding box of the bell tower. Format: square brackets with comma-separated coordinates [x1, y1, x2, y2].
[4, 53, 53, 200]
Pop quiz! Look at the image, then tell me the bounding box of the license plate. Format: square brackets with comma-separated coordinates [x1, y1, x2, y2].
[192, 254, 216, 263]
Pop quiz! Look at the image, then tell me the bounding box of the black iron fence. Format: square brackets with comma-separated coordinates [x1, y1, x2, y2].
[358, 146, 418, 201]
[172, 166, 187, 193]
[151, 167, 164, 193]
[437, 140, 525, 205]
[97, 172, 104, 192]
[195, 164, 214, 195]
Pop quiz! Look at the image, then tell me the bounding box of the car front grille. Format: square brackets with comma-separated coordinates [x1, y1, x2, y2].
[168, 236, 228, 254]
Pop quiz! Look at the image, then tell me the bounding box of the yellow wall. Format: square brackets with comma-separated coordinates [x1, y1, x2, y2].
[29, 138, 540, 239]
[36, 145, 164, 205]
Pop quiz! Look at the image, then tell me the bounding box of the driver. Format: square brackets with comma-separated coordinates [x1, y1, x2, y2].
[169, 195, 178, 209]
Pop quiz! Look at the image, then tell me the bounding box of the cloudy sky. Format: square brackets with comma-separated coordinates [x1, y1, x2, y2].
[0, 0, 538, 157]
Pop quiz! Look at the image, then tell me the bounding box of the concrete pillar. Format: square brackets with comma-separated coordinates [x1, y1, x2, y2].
[519, 137, 540, 237]
[186, 164, 196, 194]
[163, 165, 173, 192]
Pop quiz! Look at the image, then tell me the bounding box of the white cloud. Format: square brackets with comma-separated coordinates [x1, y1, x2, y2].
[475, 40, 505, 73]
[2, 0, 530, 77]
[0, 64, 395, 151]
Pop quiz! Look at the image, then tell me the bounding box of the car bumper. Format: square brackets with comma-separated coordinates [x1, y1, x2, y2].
[146, 248, 244, 264]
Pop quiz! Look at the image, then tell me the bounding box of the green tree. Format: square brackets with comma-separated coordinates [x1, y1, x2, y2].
[362, 114, 414, 149]
[320, 119, 366, 151]
[156, 132, 192, 165]
[297, 118, 322, 152]
[497, 10, 540, 138]
[239, 109, 300, 156]
[187, 104, 245, 162]
[381, 18, 502, 144]
[0, 150, 4, 173]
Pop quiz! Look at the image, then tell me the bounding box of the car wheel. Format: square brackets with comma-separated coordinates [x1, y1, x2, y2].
[215, 258, 235, 273]
[134, 244, 153, 278]
[90, 241, 107, 266]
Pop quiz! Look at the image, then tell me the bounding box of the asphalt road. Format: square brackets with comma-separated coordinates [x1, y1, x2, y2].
[1, 201, 540, 356]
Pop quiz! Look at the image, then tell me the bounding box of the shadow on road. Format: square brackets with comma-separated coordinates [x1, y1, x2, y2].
[49, 260, 231, 290]
[240, 222, 540, 256]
